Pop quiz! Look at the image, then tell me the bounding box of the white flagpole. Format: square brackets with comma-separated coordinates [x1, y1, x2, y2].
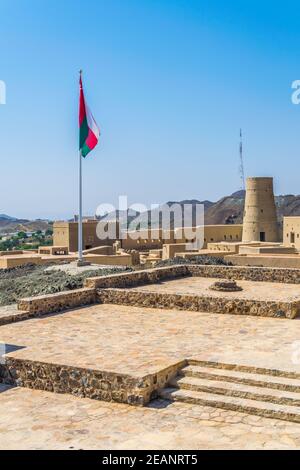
[78, 69, 83, 265]
[78, 148, 83, 263]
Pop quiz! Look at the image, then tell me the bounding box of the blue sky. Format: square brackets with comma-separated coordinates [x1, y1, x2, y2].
[1, 0, 300, 219]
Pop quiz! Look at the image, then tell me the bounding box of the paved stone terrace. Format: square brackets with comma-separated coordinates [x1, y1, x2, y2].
[2, 304, 300, 376]
[1, 384, 300, 449]
[129, 277, 300, 302]
[0, 304, 38, 326]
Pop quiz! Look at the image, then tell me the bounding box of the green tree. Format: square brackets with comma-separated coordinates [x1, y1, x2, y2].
[17, 231, 27, 239]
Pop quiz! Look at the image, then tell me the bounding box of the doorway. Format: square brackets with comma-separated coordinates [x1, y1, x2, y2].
[290, 232, 295, 244]
[259, 232, 265, 242]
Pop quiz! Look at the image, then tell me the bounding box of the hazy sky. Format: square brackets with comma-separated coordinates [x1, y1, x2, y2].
[1, 0, 300, 220]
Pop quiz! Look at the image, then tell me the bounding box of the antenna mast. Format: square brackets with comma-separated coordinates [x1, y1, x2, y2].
[239, 128, 245, 191]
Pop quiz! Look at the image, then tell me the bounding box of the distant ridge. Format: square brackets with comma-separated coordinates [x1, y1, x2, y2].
[204, 191, 245, 225]
[69, 192, 300, 229]
[0, 214, 19, 222]
[205, 190, 300, 225]
[2, 190, 300, 233]
[0, 214, 51, 235]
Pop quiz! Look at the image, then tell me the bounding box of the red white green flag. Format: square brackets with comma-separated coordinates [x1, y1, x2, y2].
[79, 73, 100, 157]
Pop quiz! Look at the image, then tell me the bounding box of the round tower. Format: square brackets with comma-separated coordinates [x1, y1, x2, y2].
[242, 177, 278, 243]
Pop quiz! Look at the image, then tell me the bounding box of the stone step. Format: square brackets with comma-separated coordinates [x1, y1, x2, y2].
[170, 376, 300, 407]
[159, 387, 300, 423]
[182, 365, 300, 392]
[187, 359, 300, 380]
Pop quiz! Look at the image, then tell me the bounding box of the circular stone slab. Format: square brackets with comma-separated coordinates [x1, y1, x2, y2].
[209, 279, 243, 292]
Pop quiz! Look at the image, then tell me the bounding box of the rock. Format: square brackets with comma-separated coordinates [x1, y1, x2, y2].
[209, 280, 243, 292]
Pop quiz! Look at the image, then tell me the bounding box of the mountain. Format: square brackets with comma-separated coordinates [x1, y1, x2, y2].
[97, 192, 300, 229]
[204, 191, 245, 225]
[0, 214, 19, 221]
[3, 190, 300, 235]
[275, 194, 300, 221]
[165, 200, 214, 211]
[99, 200, 215, 230]
[0, 216, 51, 235]
[156, 200, 215, 228]
[204, 191, 300, 225]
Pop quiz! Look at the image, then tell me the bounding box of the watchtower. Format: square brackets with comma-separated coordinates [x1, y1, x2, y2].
[242, 177, 278, 243]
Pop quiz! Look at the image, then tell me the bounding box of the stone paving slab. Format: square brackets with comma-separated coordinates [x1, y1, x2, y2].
[1, 385, 300, 449]
[1, 303, 300, 376]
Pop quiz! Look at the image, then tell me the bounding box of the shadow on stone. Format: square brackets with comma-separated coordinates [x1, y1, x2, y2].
[147, 398, 172, 409]
[1, 343, 25, 355]
[0, 383, 15, 393]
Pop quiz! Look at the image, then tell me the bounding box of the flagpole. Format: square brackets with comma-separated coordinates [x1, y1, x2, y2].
[78, 69, 83, 265]
[78, 148, 83, 263]
[77, 69, 99, 266]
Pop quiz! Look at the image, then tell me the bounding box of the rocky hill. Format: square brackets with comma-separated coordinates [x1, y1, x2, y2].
[204, 191, 245, 225]
[125, 192, 300, 227]
[204, 191, 300, 225]
[0, 215, 51, 235]
[3, 191, 300, 235]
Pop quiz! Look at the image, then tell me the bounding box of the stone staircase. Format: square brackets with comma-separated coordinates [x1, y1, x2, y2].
[158, 360, 300, 423]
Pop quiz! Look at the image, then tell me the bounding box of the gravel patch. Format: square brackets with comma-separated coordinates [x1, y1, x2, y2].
[0, 263, 132, 306]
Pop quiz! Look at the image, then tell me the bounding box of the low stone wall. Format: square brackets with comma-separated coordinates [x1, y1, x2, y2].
[18, 288, 96, 315]
[0, 309, 45, 326]
[0, 357, 184, 406]
[85, 265, 189, 289]
[86, 264, 300, 290]
[15, 264, 300, 319]
[97, 288, 300, 319]
[189, 265, 300, 284]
